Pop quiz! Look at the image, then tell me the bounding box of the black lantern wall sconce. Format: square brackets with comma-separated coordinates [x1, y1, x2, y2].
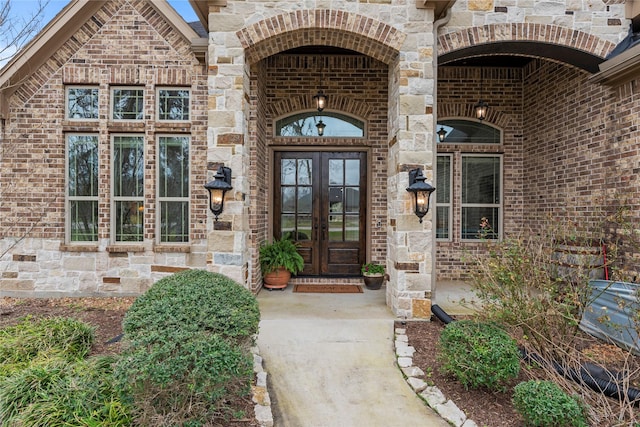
[204, 166, 232, 221]
[437, 127, 447, 142]
[406, 168, 435, 223]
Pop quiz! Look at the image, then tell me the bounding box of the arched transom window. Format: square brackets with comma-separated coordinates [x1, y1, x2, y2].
[276, 111, 365, 138]
[437, 119, 501, 144]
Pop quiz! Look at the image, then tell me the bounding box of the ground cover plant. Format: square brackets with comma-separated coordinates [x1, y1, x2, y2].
[0, 315, 129, 426]
[0, 270, 261, 427]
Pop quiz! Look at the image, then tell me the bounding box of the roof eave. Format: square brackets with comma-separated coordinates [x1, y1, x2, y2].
[590, 43, 640, 86]
[0, 0, 203, 108]
[416, 0, 457, 21]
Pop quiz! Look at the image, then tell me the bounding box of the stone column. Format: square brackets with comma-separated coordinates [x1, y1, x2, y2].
[387, 7, 436, 319]
[205, 5, 250, 287]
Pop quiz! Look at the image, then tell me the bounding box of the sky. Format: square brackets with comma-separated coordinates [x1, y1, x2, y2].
[1, 0, 199, 66]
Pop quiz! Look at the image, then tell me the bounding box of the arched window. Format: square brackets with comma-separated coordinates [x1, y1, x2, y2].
[437, 119, 501, 144]
[276, 111, 365, 138]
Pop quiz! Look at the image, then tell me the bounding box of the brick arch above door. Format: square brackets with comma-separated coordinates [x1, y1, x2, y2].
[268, 95, 373, 121]
[236, 9, 406, 65]
[438, 23, 617, 71]
[438, 103, 510, 129]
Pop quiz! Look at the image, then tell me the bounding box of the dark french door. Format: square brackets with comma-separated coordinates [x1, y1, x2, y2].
[274, 151, 367, 276]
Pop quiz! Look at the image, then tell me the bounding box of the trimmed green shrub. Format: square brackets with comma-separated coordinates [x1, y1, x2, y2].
[123, 269, 260, 347]
[513, 380, 588, 427]
[0, 316, 94, 378]
[438, 320, 520, 391]
[116, 331, 252, 425]
[116, 270, 260, 425]
[0, 355, 131, 426]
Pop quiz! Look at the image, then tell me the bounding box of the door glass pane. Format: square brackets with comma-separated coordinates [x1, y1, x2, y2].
[329, 159, 343, 185]
[329, 187, 343, 214]
[297, 159, 312, 185]
[281, 159, 296, 185]
[298, 187, 312, 213]
[329, 218, 343, 241]
[281, 214, 295, 236]
[281, 187, 296, 212]
[345, 160, 359, 185]
[345, 215, 359, 241]
[297, 216, 312, 241]
[345, 187, 359, 213]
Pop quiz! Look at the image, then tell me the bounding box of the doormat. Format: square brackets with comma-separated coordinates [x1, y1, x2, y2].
[293, 284, 363, 294]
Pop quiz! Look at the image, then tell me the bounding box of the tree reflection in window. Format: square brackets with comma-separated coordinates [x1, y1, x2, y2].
[276, 112, 364, 137]
[437, 119, 501, 144]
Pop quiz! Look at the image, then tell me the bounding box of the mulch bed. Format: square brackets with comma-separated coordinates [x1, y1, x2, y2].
[405, 319, 524, 426]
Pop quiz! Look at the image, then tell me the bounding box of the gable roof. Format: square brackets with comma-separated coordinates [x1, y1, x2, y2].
[0, 0, 206, 118]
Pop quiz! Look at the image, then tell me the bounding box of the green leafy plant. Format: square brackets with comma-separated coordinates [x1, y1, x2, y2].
[438, 320, 520, 391]
[361, 262, 385, 275]
[259, 234, 304, 274]
[0, 355, 130, 426]
[513, 380, 588, 427]
[123, 269, 259, 346]
[116, 269, 260, 425]
[0, 316, 95, 378]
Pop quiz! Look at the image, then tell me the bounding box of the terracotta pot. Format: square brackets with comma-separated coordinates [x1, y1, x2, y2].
[363, 274, 384, 290]
[263, 267, 292, 289]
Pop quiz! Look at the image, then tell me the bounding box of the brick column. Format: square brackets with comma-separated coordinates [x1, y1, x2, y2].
[205, 6, 250, 286]
[387, 11, 436, 319]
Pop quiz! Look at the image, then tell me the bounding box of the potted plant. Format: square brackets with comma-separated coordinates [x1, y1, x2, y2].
[362, 262, 386, 290]
[259, 234, 305, 290]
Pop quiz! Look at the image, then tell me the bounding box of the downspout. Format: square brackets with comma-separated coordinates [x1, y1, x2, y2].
[430, 4, 454, 306]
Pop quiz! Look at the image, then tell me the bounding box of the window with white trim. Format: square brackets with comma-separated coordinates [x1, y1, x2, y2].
[112, 135, 145, 242]
[461, 154, 502, 240]
[67, 134, 99, 242]
[158, 136, 190, 243]
[436, 154, 452, 240]
[66, 87, 99, 120]
[437, 119, 503, 240]
[158, 88, 190, 121]
[112, 87, 144, 121]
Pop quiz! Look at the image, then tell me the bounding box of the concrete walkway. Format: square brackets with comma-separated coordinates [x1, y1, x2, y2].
[256, 286, 450, 427]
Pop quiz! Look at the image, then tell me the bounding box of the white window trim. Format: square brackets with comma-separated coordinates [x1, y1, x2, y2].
[65, 133, 99, 244]
[460, 153, 503, 242]
[156, 87, 191, 122]
[435, 154, 453, 242]
[156, 134, 191, 244]
[110, 134, 146, 244]
[110, 86, 144, 122]
[65, 86, 99, 122]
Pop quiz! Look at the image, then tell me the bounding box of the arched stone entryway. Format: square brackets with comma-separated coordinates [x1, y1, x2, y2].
[206, 6, 439, 318]
[433, 25, 622, 284]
